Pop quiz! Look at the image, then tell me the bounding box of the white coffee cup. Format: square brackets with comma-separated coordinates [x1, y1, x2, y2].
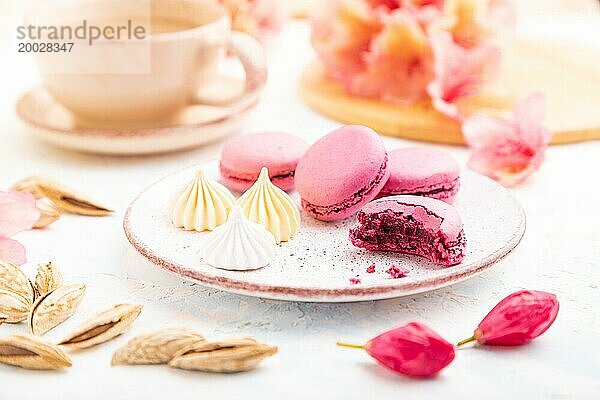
[27, 0, 267, 127]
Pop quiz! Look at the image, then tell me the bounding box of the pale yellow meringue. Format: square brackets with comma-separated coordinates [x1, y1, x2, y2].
[170, 169, 235, 231]
[237, 167, 301, 243]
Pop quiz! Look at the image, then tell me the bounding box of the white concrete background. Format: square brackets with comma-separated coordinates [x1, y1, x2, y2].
[0, 10, 599, 400]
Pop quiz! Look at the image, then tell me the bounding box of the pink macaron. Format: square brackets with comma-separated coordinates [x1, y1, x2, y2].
[378, 147, 460, 203]
[349, 195, 466, 266]
[295, 125, 390, 221]
[220, 132, 309, 192]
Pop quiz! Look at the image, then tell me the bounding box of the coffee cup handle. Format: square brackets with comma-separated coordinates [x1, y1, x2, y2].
[192, 31, 267, 108]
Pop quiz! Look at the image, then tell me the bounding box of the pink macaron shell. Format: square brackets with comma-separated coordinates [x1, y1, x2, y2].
[295, 125, 389, 221]
[360, 195, 463, 241]
[220, 132, 309, 192]
[379, 147, 460, 202]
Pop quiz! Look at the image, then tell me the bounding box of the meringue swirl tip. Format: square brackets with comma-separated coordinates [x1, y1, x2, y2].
[200, 205, 277, 271]
[237, 167, 301, 243]
[170, 168, 235, 232]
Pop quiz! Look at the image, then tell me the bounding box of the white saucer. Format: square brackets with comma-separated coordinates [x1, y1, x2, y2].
[124, 161, 526, 302]
[16, 80, 257, 156]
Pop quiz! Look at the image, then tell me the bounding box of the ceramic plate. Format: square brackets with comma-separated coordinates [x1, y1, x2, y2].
[124, 162, 525, 302]
[17, 80, 256, 156]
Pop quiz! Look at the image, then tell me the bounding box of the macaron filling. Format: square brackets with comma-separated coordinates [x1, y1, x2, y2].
[220, 164, 295, 188]
[349, 201, 466, 266]
[301, 158, 388, 218]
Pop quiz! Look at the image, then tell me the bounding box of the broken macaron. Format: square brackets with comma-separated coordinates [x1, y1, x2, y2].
[349, 195, 466, 266]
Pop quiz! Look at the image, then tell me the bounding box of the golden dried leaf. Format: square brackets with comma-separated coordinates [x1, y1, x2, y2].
[0, 260, 35, 304]
[11, 176, 112, 216]
[0, 289, 30, 323]
[58, 303, 142, 349]
[34, 198, 61, 229]
[35, 262, 63, 297]
[168, 338, 277, 373]
[0, 333, 72, 370]
[28, 284, 86, 335]
[112, 328, 205, 365]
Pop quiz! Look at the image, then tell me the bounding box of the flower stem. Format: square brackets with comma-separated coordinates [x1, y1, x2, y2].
[336, 342, 365, 349]
[456, 335, 476, 347]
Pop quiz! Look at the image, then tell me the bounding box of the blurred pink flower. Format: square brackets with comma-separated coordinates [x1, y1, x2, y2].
[0, 191, 39, 265]
[444, 0, 515, 48]
[365, 0, 401, 10]
[427, 32, 500, 119]
[220, 0, 284, 43]
[351, 10, 434, 103]
[366, 0, 444, 11]
[312, 2, 433, 103]
[312, 0, 512, 105]
[312, 0, 383, 88]
[463, 93, 552, 187]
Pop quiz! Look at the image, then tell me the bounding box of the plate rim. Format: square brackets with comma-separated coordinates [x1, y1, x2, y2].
[123, 166, 526, 302]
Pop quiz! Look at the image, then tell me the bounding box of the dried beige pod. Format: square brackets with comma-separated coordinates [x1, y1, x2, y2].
[0, 260, 35, 304]
[0, 289, 30, 323]
[28, 284, 86, 335]
[12, 176, 112, 216]
[34, 198, 61, 229]
[112, 328, 205, 365]
[168, 338, 278, 373]
[10, 176, 45, 198]
[0, 333, 72, 370]
[58, 303, 143, 349]
[35, 262, 63, 297]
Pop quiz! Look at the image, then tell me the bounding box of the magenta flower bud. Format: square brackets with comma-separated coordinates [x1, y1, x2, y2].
[458, 290, 559, 347]
[338, 322, 455, 378]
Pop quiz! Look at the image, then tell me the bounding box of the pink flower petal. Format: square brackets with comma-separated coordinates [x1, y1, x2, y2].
[220, 0, 284, 43]
[0, 236, 27, 266]
[311, 0, 382, 86]
[349, 9, 433, 103]
[0, 191, 40, 237]
[462, 94, 551, 187]
[462, 113, 513, 147]
[514, 92, 553, 145]
[445, 0, 515, 48]
[427, 32, 500, 120]
[366, 0, 401, 10]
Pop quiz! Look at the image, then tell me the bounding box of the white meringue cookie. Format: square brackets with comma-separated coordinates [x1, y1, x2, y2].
[199, 206, 276, 271]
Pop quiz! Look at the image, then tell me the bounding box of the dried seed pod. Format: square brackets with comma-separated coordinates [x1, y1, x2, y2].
[0, 260, 35, 304]
[11, 176, 112, 216]
[112, 328, 205, 365]
[169, 338, 278, 373]
[0, 333, 72, 370]
[10, 176, 45, 198]
[28, 284, 86, 335]
[34, 198, 61, 229]
[35, 262, 63, 297]
[58, 303, 143, 349]
[0, 289, 31, 323]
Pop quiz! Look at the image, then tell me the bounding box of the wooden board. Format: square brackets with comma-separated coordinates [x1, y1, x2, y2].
[299, 40, 600, 145]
